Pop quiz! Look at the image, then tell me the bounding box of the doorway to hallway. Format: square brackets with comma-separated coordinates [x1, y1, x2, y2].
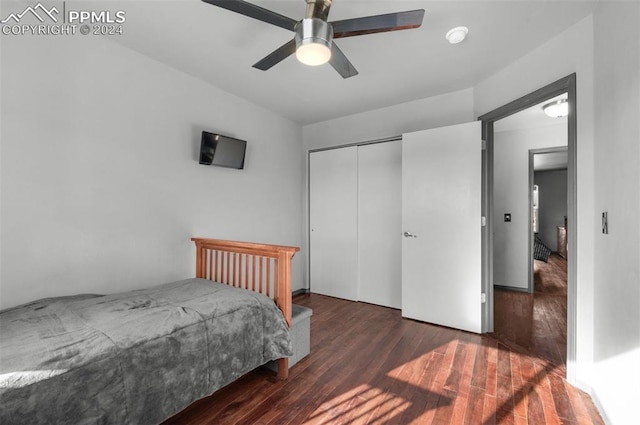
[479, 75, 576, 378]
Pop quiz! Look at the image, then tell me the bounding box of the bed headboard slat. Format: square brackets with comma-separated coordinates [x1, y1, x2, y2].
[191, 238, 299, 327]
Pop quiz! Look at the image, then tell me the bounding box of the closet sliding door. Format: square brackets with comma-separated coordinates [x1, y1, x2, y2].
[309, 147, 358, 301]
[309, 142, 401, 308]
[358, 141, 402, 309]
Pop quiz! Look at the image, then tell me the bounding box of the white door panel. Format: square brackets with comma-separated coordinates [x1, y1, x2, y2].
[402, 122, 482, 333]
[358, 141, 402, 309]
[309, 147, 358, 301]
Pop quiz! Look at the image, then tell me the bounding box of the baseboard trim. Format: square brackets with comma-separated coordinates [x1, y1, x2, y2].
[589, 388, 612, 425]
[292, 288, 309, 296]
[571, 377, 611, 425]
[494, 284, 530, 293]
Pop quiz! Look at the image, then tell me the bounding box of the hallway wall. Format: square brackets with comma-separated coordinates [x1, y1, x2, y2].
[535, 169, 568, 250]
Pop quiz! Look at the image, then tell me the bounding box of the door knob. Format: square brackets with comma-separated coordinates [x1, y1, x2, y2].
[403, 231, 418, 238]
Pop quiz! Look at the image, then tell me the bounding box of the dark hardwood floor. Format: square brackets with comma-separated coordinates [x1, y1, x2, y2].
[493, 253, 568, 374]
[165, 288, 602, 424]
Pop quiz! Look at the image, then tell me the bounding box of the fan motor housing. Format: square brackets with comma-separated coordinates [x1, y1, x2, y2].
[295, 18, 333, 50]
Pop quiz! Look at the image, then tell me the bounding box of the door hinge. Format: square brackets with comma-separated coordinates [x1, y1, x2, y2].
[481, 140, 487, 150]
[481, 293, 487, 303]
[481, 216, 486, 227]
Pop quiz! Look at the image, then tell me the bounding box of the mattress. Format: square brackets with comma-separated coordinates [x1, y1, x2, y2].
[0, 278, 292, 424]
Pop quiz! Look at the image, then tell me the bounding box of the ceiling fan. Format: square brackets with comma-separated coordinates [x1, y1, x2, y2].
[201, 0, 425, 78]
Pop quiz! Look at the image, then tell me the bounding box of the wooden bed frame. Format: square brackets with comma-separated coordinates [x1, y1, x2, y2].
[191, 238, 300, 380]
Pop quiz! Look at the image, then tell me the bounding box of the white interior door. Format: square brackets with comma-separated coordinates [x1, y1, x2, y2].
[402, 122, 482, 333]
[309, 147, 358, 301]
[358, 141, 402, 309]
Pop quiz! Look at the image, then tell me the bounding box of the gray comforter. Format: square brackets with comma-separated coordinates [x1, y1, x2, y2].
[0, 278, 292, 424]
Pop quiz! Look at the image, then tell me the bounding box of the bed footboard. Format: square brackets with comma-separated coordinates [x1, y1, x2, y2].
[191, 238, 300, 379]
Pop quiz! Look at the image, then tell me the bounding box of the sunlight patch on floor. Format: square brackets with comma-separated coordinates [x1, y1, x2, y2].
[304, 384, 411, 425]
[385, 349, 447, 386]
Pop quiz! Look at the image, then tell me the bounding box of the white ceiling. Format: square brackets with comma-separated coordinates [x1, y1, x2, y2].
[109, 0, 597, 125]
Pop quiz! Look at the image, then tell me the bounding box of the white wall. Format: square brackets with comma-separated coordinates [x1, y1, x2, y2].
[301, 89, 475, 289]
[493, 125, 567, 290]
[474, 15, 595, 387]
[591, 2, 640, 424]
[0, 33, 303, 309]
[535, 169, 568, 250]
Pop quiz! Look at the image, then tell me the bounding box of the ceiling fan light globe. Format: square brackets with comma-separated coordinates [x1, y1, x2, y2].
[295, 18, 333, 66]
[296, 41, 332, 66]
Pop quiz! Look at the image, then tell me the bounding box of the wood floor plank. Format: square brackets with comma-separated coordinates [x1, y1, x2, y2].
[164, 293, 604, 425]
[448, 342, 477, 425]
[510, 353, 529, 419]
[471, 339, 490, 390]
[497, 344, 513, 378]
[495, 373, 516, 425]
[534, 363, 562, 425]
[527, 385, 547, 425]
[396, 351, 443, 425]
[463, 385, 486, 425]
[483, 393, 497, 425]
[443, 341, 467, 393]
[548, 372, 578, 423]
[514, 413, 529, 425]
[431, 388, 457, 425]
[458, 340, 477, 397]
[486, 354, 498, 397]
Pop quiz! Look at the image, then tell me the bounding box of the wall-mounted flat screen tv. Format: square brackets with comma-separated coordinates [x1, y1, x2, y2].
[199, 131, 247, 169]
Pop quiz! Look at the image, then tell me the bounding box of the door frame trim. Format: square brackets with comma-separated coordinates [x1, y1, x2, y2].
[478, 73, 577, 381]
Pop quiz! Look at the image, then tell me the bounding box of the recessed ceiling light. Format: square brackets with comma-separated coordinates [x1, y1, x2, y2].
[543, 99, 569, 118]
[446, 26, 468, 44]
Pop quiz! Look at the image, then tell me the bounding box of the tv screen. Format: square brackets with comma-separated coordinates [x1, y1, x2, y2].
[199, 131, 247, 169]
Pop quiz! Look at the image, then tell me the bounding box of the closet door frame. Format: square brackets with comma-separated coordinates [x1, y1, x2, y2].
[308, 136, 402, 302]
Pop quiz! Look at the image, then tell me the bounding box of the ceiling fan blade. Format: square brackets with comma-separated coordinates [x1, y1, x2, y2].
[329, 43, 358, 79]
[331, 9, 425, 38]
[201, 0, 297, 32]
[253, 39, 297, 70]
